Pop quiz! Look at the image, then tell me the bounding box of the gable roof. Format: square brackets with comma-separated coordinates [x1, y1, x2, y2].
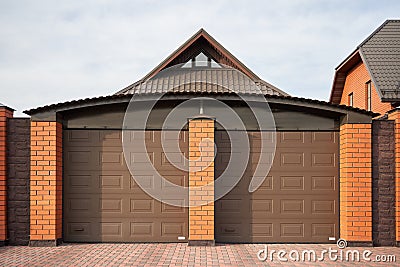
[25, 29, 290, 115]
[330, 19, 400, 104]
[145, 28, 260, 81]
[115, 29, 289, 97]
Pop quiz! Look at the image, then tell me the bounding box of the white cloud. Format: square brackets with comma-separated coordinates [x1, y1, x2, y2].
[0, 0, 399, 115]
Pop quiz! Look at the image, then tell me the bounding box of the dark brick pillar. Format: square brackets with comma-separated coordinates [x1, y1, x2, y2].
[7, 118, 30, 245]
[0, 105, 13, 246]
[372, 120, 396, 246]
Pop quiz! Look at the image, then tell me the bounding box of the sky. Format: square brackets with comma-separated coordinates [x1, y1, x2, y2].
[0, 0, 399, 116]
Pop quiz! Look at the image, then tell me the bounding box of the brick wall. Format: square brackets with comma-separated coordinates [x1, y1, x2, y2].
[339, 123, 372, 244]
[188, 118, 215, 245]
[0, 106, 13, 245]
[7, 118, 30, 245]
[30, 121, 62, 246]
[340, 62, 391, 114]
[372, 120, 395, 246]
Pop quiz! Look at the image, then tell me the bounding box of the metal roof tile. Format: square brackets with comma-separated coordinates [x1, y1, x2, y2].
[360, 20, 400, 100]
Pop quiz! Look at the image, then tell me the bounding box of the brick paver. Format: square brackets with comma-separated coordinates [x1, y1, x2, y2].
[0, 243, 399, 266]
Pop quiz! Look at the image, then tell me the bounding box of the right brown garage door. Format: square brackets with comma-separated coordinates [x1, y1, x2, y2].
[215, 131, 339, 243]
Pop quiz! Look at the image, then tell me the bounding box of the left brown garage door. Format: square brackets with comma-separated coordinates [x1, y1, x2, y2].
[63, 130, 188, 242]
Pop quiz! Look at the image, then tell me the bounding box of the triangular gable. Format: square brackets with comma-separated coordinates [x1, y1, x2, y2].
[141, 28, 261, 81]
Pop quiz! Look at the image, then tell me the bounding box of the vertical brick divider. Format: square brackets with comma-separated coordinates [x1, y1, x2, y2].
[188, 118, 215, 246]
[372, 120, 395, 246]
[0, 106, 14, 246]
[339, 123, 372, 245]
[29, 121, 62, 247]
[388, 109, 400, 246]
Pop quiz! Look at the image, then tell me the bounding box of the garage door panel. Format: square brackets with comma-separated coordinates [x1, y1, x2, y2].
[65, 149, 126, 171]
[161, 201, 187, 214]
[311, 175, 336, 191]
[65, 171, 131, 194]
[311, 132, 338, 143]
[280, 132, 305, 144]
[99, 174, 124, 190]
[65, 221, 95, 241]
[311, 223, 336, 238]
[247, 219, 337, 243]
[65, 130, 100, 147]
[251, 199, 273, 213]
[215, 222, 251, 242]
[130, 198, 154, 213]
[65, 197, 92, 214]
[64, 129, 189, 242]
[251, 223, 273, 238]
[250, 197, 337, 218]
[280, 175, 304, 190]
[65, 218, 188, 242]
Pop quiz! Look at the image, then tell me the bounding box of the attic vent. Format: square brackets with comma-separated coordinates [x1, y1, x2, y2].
[195, 53, 208, 67]
[182, 52, 221, 68]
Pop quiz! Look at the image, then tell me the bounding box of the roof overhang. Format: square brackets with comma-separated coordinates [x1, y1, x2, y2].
[329, 50, 362, 104]
[25, 92, 376, 123]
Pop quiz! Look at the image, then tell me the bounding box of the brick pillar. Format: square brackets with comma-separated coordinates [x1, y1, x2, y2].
[339, 123, 372, 245]
[188, 118, 215, 246]
[388, 109, 400, 245]
[0, 105, 13, 246]
[30, 121, 62, 247]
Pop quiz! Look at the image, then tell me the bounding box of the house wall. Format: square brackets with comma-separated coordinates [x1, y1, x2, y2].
[340, 62, 392, 115]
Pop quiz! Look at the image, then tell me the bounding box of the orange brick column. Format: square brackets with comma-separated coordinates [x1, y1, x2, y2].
[30, 121, 62, 246]
[188, 118, 215, 246]
[339, 123, 372, 245]
[0, 105, 13, 246]
[388, 109, 400, 245]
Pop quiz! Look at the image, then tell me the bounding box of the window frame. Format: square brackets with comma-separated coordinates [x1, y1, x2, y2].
[366, 81, 372, 111]
[348, 92, 353, 107]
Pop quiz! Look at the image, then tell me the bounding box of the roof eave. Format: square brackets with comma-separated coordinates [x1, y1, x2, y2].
[25, 92, 377, 119]
[330, 50, 362, 104]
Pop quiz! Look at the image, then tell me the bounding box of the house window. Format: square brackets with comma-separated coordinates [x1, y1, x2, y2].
[348, 93, 353, 107]
[181, 52, 221, 68]
[366, 81, 372, 111]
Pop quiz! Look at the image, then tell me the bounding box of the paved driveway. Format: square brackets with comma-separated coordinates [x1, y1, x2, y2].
[0, 243, 399, 266]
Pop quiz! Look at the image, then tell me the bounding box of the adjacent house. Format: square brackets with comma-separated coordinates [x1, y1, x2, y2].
[330, 19, 400, 115]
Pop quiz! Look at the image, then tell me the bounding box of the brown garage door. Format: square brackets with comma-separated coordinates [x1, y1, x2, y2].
[64, 130, 188, 242]
[215, 131, 339, 243]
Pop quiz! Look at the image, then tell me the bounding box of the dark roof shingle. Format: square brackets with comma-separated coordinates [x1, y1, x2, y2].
[360, 20, 400, 100]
